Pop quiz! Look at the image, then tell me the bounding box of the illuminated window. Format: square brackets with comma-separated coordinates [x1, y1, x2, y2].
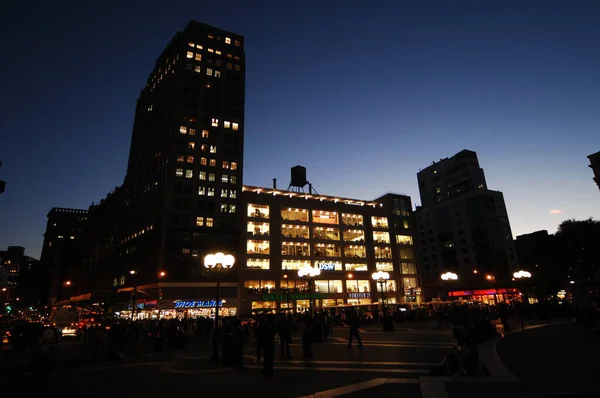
[206, 218, 214, 227]
[229, 189, 237, 199]
[201, 144, 208, 152]
[247, 258, 269, 270]
[180, 126, 187, 134]
[194, 65, 201, 73]
[376, 262, 393, 272]
[342, 213, 363, 226]
[344, 245, 366, 258]
[248, 221, 270, 237]
[371, 216, 389, 229]
[196, 217, 204, 226]
[208, 48, 214, 53]
[227, 63, 232, 69]
[346, 280, 370, 293]
[188, 142, 195, 150]
[207, 187, 215, 196]
[185, 170, 193, 179]
[401, 262, 416, 274]
[222, 161, 230, 169]
[176, 168, 184, 177]
[230, 175, 237, 184]
[225, 37, 231, 44]
[198, 186, 206, 195]
[221, 174, 229, 183]
[313, 226, 340, 241]
[221, 204, 228, 212]
[206, 68, 213, 76]
[186, 51, 193, 58]
[177, 155, 185, 163]
[199, 171, 206, 180]
[314, 243, 340, 257]
[186, 155, 194, 164]
[229, 204, 237, 213]
[377, 280, 396, 293]
[232, 123, 239, 131]
[215, 70, 221, 78]
[344, 263, 368, 272]
[247, 240, 269, 255]
[215, 50, 222, 55]
[281, 241, 310, 256]
[224, 121, 231, 129]
[211, 118, 219, 127]
[188, 42, 195, 47]
[202, 130, 209, 138]
[210, 145, 217, 153]
[396, 235, 413, 245]
[200, 157, 207, 166]
[399, 247, 414, 260]
[373, 231, 390, 244]
[189, 128, 196, 136]
[196, 44, 202, 49]
[234, 65, 240, 71]
[281, 224, 309, 239]
[402, 277, 418, 288]
[234, 55, 240, 60]
[374, 246, 392, 259]
[208, 173, 216, 182]
[221, 189, 228, 198]
[248, 203, 269, 219]
[281, 208, 309, 222]
[234, 40, 240, 46]
[195, 53, 201, 61]
[231, 162, 238, 170]
[209, 159, 216, 167]
[313, 210, 339, 225]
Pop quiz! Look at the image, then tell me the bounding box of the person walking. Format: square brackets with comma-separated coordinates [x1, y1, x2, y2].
[346, 309, 363, 348]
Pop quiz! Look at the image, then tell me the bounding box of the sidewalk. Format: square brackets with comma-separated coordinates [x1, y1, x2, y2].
[497, 321, 600, 397]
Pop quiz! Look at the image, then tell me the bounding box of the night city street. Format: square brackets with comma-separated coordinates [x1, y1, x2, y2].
[2, 324, 454, 398]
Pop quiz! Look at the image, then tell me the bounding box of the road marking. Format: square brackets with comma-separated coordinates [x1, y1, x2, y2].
[241, 355, 437, 367]
[160, 362, 230, 374]
[299, 377, 420, 397]
[290, 340, 454, 348]
[243, 364, 429, 374]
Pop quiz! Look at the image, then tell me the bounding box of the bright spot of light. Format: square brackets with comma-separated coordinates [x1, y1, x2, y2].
[549, 209, 562, 214]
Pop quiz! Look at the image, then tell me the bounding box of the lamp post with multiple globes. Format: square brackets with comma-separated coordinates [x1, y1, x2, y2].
[297, 264, 321, 316]
[440, 272, 458, 301]
[204, 252, 235, 364]
[372, 271, 390, 307]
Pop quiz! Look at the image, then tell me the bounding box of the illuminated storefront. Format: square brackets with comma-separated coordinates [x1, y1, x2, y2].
[448, 288, 520, 305]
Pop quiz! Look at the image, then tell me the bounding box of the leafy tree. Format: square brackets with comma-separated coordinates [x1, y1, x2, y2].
[555, 218, 600, 281]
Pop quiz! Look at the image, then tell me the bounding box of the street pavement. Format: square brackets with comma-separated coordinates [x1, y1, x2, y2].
[1, 323, 456, 398]
[497, 321, 600, 398]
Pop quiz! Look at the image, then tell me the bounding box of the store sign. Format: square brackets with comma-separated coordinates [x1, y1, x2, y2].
[317, 263, 336, 271]
[174, 300, 223, 309]
[261, 293, 326, 301]
[348, 292, 370, 299]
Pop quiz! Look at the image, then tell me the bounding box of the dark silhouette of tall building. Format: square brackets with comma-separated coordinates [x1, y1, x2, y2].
[78, 21, 247, 312]
[415, 150, 519, 300]
[38, 208, 88, 306]
[588, 151, 600, 192]
[514, 230, 561, 295]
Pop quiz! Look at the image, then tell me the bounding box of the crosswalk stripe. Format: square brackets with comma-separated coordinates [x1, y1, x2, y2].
[241, 355, 436, 367]
[242, 364, 429, 374]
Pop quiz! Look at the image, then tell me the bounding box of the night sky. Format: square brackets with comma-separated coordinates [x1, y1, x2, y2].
[1, 0, 599, 259]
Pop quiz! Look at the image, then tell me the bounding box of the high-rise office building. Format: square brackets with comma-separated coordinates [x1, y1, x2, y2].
[415, 150, 519, 302]
[106, 21, 245, 314]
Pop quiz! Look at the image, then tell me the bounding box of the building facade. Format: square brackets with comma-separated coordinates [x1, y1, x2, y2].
[0, 246, 39, 307]
[238, 183, 420, 316]
[415, 150, 519, 302]
[75, 21, 246, 318]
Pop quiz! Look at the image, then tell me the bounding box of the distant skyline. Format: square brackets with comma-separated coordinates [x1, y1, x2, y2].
[1, 0, 599, 259]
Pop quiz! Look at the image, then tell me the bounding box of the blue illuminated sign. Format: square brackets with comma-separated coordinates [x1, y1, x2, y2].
[174, 300, 223, 309]
[318, 263, 335, 271]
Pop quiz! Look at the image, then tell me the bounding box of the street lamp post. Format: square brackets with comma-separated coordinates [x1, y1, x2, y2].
[372, 271, 390, 307]
[129, 269, 139, 320]
[204, 252, 235, 364]
[513, 270, 532, 330]
[297, 265, 321, 316]
[440, 272, 459, 301]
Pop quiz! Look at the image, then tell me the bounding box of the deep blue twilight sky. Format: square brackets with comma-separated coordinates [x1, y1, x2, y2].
[1, 0, 599, 259]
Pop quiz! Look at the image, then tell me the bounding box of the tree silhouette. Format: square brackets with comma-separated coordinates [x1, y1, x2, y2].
[555, 218, 600, 281]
